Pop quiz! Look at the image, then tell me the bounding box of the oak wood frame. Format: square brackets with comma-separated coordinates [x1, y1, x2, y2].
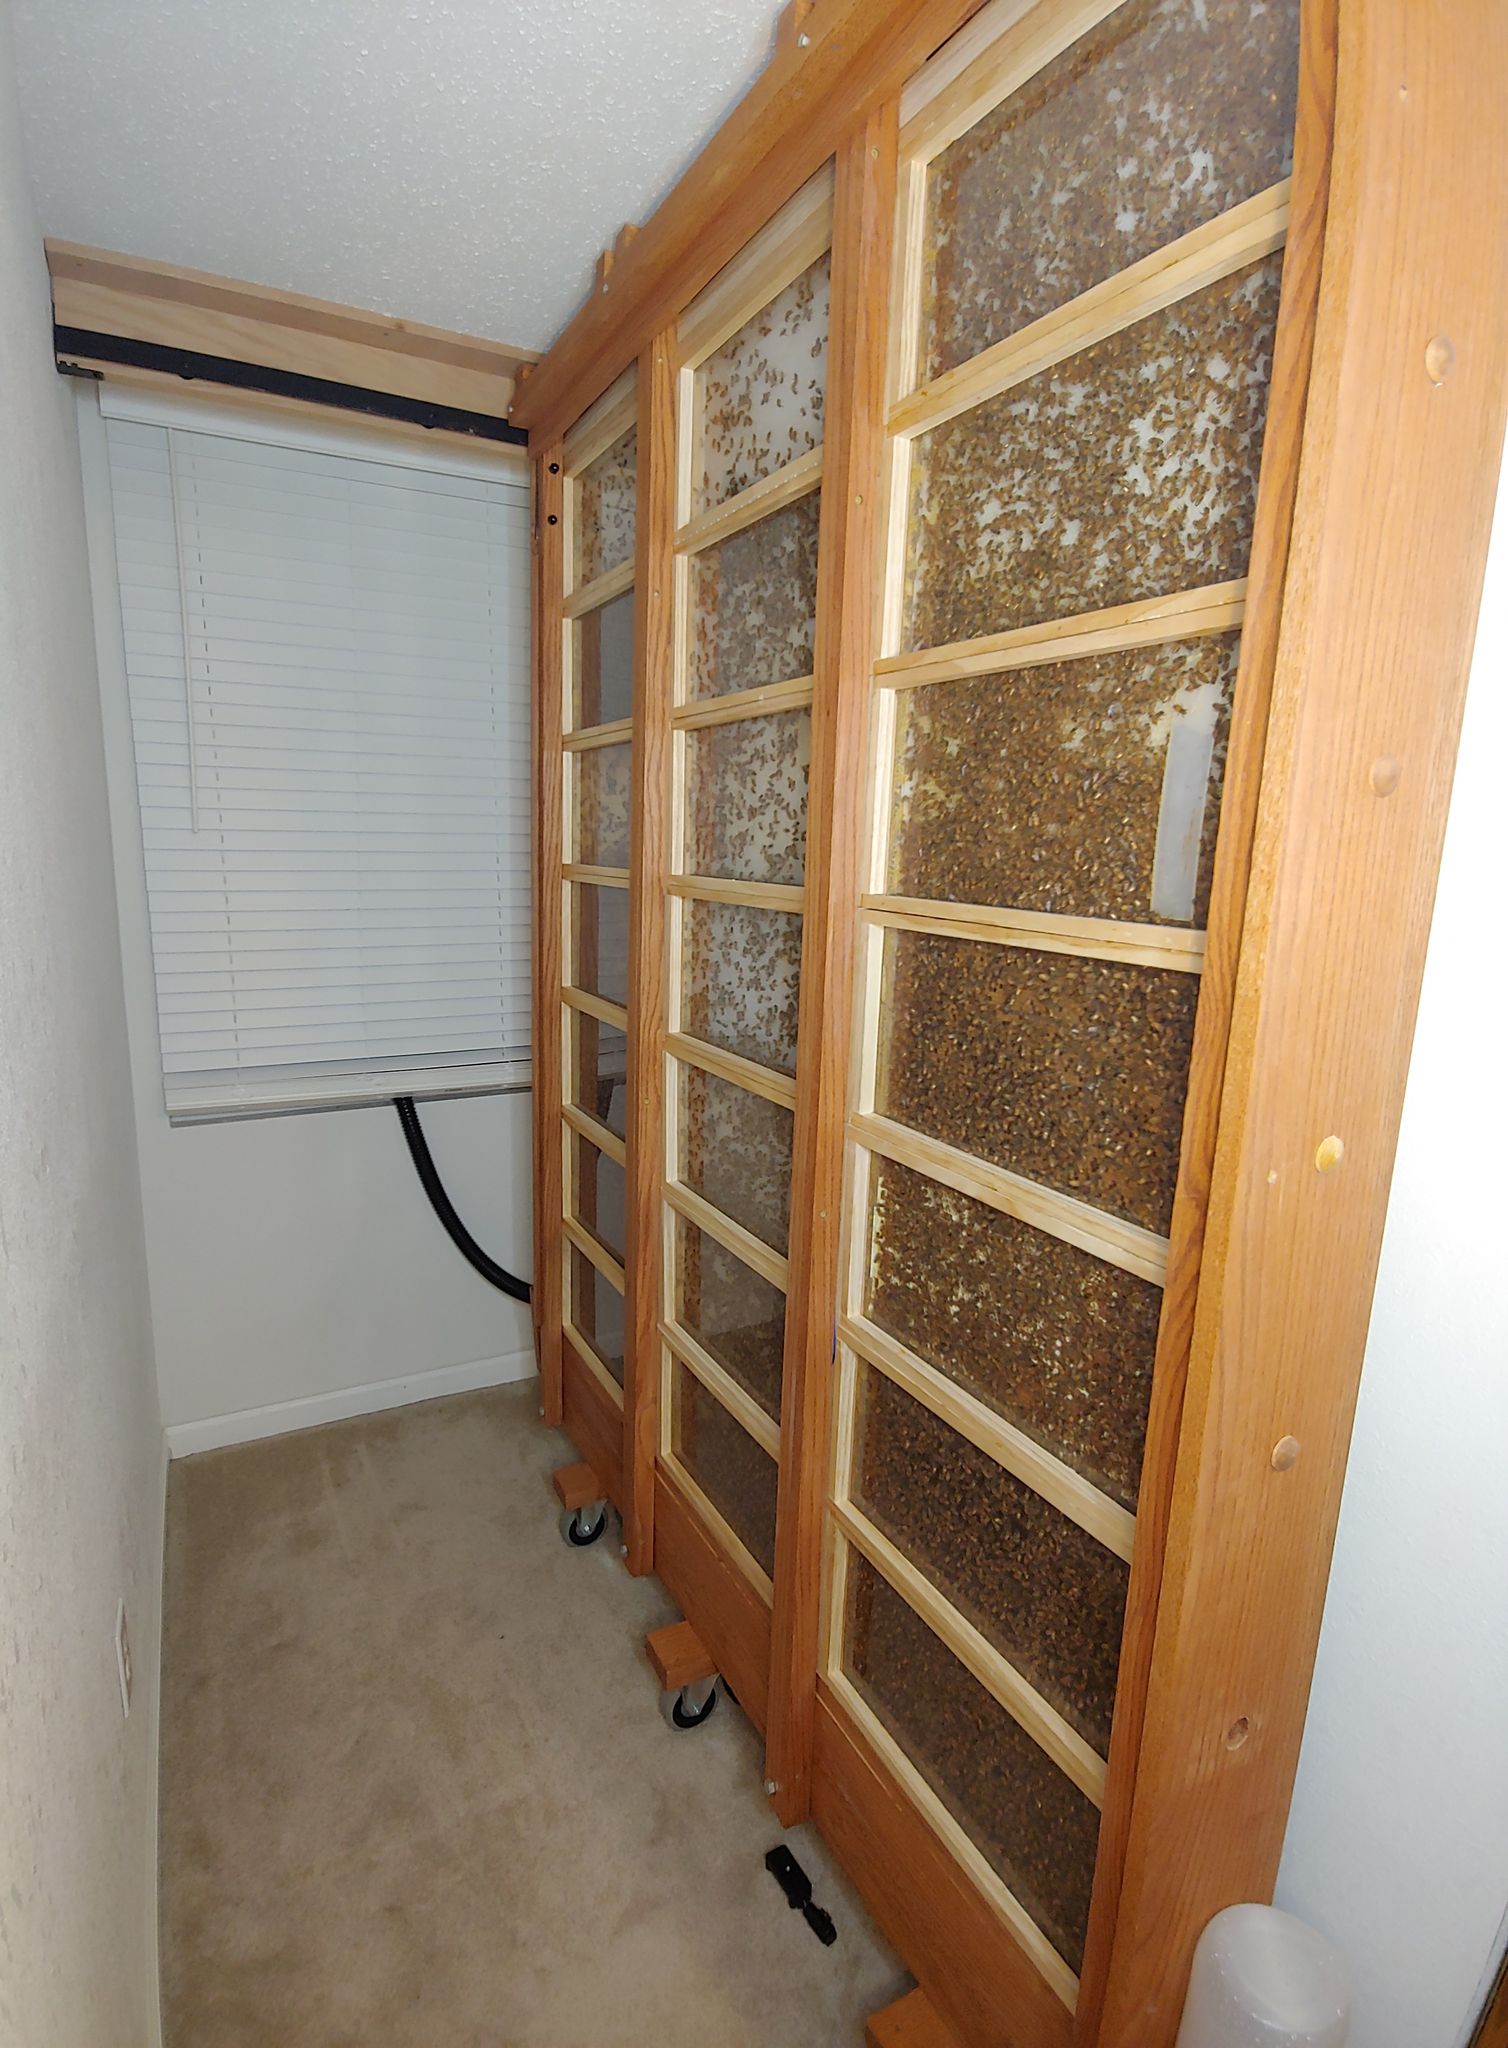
[526, 0, 1508, 2039]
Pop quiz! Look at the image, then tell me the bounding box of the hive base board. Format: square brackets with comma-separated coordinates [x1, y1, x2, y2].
[868, 1986, 965, 2048]
[654, 1462, 771, 1733]
[562, 1335, 624, 1512]
[812, 1682, 1071, 2048]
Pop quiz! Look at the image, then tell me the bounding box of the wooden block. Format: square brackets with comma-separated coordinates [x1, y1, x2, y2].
[550, 1461, 604, 1513]
[866, 1987, 964, 2048]
[646, 1619, 717, 1692]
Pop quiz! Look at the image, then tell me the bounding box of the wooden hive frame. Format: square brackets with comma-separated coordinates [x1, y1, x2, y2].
[522, 0, 1508, 2040]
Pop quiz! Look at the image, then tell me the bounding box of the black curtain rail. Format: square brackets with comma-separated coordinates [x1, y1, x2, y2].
[54, 326, 529, 446]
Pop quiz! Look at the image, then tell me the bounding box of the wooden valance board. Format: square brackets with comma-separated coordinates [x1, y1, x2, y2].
[529, 2, 1508, 2042]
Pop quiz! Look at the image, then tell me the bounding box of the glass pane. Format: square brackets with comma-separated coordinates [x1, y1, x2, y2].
[681, 899, 802, 1076]
[569, 1245, 624, 1387]
[675, 1218, 785, 1422]
[679, 1067, 793, 1254]
[905, 256, 1283, 652]
[570, 883, 630, 1008]
[567, 1010, 627, 1140]
[572, 588, 636, 728]
[852, 1365, 1128, 1752]
[696, 253, 831, 513]
[575, 426, 637, 585]
[843, 1553, 1099, 1974]
[690, 491, 822, 700]
[685, 710, 810, 886]
[570, 1130, 626, 1266]
[574, 742, 632, 870]
[671, 1362, 779, 1579]
[866, 1158, 1162, 1512]
[889, 635, 1240, 927]
[876, 929, 1199, 1235]
[921, 0, 1300, 380]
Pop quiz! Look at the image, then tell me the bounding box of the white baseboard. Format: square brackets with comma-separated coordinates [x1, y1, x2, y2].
[164, 1349, 537, 1458]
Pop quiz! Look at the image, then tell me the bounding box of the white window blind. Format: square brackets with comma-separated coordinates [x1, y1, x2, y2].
[101, 395, 532, 1120]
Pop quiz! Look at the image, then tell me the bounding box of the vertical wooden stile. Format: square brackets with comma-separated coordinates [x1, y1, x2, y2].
[1097, 0, 1508, 2036]
[1071, 2, 1338, 2032]
[623, 337, 677, 1574]
[766, 103, 899, 1825]
[533, 447, 567, 1426]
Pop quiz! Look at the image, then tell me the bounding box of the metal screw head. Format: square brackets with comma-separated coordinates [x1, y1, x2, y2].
[619, 1542, 629, 1557]
[763, 1778, 779, 1797]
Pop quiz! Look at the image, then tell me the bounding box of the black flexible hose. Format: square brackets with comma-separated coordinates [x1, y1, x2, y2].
[394, 1096, 532, 1303]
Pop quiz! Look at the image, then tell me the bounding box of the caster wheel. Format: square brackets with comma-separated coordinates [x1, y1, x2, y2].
[560, 1503, 607, 1548]
[663, 1679, 719, 1730]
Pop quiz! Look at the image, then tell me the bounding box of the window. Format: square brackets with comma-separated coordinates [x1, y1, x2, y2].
[98, 389, 531, 1119]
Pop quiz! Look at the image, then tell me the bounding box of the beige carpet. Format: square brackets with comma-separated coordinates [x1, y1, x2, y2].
[159, 1384, 905, 2046]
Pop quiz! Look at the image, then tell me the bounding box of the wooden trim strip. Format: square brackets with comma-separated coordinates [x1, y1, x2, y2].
[562, 1214, 627, 1294]
[667, 873, 805, 913]
[875, 582, 1248, 691]
[563, 365, 638, 474]
[46, 238, 535, 419]
[560, 986, 629, 1032]
[899, 0, 1117, 164]
[831, 1499, 1108, 1804]
[677, 165, 836, 368]
[671, 674, 815, 731]
[665, 1030, 799, 1112]
[663, 1180, 790, 1292]
[563, 863, 630, 889]
[561, 1100, 628, 1170]
[533, 447, 567, 1428]
[564, 557, 636, 619]
[660, 1447, 776, 1603]
[661, 1316, 783, 1461]
[826, 1666, 1079, 2013]
[621, 334, 675, 1578]
[839, 1313, 1136, 1564]
[563, 716, 634, 752]
[654, 1461, 774, 1721]
[766, 105, 899, 1830]
[862, 899, 1206, 974]
[851, 1112, 1169, 1286]
[563, 1319, 628, 1412]
[675, 444, 824, 556]
[890, 183, 1290, 441]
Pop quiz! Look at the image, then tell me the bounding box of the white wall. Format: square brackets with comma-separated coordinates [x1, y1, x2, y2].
[76, 398, 537, 1451]
[0, 7, 165, 2040]
[1274, 457, 1508, 2045]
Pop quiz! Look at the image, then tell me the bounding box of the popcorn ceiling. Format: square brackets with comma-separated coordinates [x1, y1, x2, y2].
[11, 0, 788, 351]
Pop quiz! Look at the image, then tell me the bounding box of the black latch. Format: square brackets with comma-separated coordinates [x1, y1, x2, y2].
[764, 1845, 837, 1946]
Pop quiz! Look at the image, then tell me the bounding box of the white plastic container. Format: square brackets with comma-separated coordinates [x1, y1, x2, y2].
[1176, 1904, 1351, 2048]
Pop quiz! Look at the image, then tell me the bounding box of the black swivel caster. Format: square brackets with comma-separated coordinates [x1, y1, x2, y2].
[662, 1677, 719, 1730]
[559, 1502, 608, 1547]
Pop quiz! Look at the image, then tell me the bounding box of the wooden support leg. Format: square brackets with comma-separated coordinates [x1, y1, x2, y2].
[551, 1461, 606, 1514]
[647, 1619, 721, 1731]
[646, 1619, 716, 1692]
[552, 1462, 609, 1548]
[865, 1987, 963, 2048]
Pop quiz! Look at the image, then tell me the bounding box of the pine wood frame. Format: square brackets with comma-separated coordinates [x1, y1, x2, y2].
[527, 0, 1508, 2040]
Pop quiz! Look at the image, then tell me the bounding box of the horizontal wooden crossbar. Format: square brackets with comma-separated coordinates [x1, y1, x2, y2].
[862, 900, 1206, 974]
[665, 1031, 799, 1111]
[850, 1112, 1169, 1286]
[675, 444, 824, 556]
[663, 1180, 790, 1291]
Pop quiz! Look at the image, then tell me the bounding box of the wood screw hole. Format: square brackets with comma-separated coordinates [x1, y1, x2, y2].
[1225, 1717, 1250, 1751]
[1271, 1435, 1301, 1472]
[547, 513, 558, 526]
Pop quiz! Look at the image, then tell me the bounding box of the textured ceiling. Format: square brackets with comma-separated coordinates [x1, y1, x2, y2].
[10, 0, 787, 353]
